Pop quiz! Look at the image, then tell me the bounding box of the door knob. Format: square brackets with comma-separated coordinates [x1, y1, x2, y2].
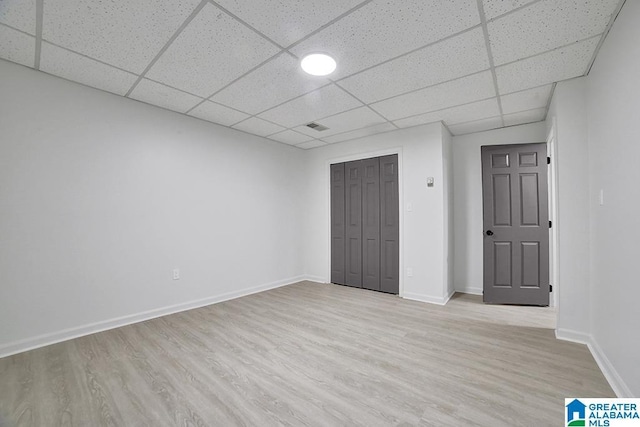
[486, 230, 494, 236]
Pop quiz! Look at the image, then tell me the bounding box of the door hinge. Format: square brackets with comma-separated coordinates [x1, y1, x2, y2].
[547, 157, 551, 164]
[550, 285, 553, 292]
[549, 220, 552, 228]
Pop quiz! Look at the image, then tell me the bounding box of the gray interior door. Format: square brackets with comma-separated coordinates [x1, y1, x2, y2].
[481, 143, 550, 306]
[379, 155, 399, 294]
[330, 155, 399, 294]
[330, 163, 346, 285]
[345, 160, 363, 287]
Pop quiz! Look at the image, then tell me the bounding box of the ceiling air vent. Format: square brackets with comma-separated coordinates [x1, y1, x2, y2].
[306, 122, 329, 131]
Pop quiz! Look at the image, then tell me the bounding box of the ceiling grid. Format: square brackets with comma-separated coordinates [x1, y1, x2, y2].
[0, 0, 625, 148]
[33, 0, 42, 69]
[475, 0, 505, 128]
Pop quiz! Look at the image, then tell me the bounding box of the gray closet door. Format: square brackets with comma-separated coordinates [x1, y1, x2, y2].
[362, 157, 381, 291]
[330, 155, 399, 295]
[330, 163, 346, 285]
[481, 143, 549, 306]
[345, 160, 363, 287]
[379, 155, 399, 294]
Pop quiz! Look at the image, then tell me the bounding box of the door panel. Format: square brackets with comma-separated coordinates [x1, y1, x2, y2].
[379, 155, 399, 294]
[521, 242, 540, 287]
[482, 143, 549, 306]
[519, 174, 540, 226]
[492, 174, 512, 226]
[493, 242, 512, 286]
[345, 160, 362, 287]
[362, 157, 380, 291]
[330, 163, 346, 285]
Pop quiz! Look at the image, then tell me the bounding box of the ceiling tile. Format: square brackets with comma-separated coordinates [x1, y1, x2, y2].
[482, 0, 537, 20]
[42, 0, 202, 74]
[290, 0, 480, 79]
[258, 84, 362, 129]
[213, 0, 365, 47]
[488, 0, 619, 65]
[500, 84, 552, 114]
[232, 117, 285, 137]
[496, 37, 599, 94]
[40, 43, 138, 96]
[0, 0, 36, 34]
[129, 79, 202, 113]
[322, 123, 397, 144]
[268, 130, 314, 145]
[338, 28, 490, 104]
[296, 140, 328, 150]
[211, 53, 330, 115]
[448, 116, 503, 135]
[188, 100, 249, 126]
[503, 107, 547, 126]
[294, 107, 387, 138]
[370, 71, 496, 121]
[0, 25, 34, 67]
[394, 98, 500, 128]
[146, 3, 281, 98]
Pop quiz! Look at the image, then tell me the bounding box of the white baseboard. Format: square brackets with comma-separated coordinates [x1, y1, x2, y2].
[443, 289, 455, 305]
[555, 328, 591, 345]
[302, 275, 327, 284]
[403, 290, 455, 306]
[0, 275, 306, 359]
[588, 339, 634, 398]
[455, 285, 483, 295]
[555, 329, 633, 398]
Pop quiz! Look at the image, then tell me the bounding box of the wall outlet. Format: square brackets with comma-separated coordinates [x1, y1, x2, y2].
[172, 269, 180, 280]
[407, 267, 413, 277]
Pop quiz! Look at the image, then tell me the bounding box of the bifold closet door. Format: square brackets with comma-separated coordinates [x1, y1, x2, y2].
[330, 155, 399, 294]
[362, 158, 381, 291]
[330, 163, 346, 285]
[345, 160, 363, 287]
[379, 155, 399, 294]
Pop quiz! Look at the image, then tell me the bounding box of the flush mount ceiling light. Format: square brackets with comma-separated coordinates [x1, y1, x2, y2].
[300, 53, 336, 76]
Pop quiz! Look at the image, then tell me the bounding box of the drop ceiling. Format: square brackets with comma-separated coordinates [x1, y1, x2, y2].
[0, 0, 624, 149]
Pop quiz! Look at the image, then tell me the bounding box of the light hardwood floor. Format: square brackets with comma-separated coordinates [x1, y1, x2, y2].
[0, 282, 613, 426]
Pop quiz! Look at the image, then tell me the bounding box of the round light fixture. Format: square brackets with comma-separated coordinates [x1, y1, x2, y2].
[300, 53, 336, 76]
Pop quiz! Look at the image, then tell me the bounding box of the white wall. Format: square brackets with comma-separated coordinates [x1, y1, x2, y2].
[303, 123, 452, 304]
[0, 60, 306, 356]
[585, 0, 640, 397]
[545, 77, 591, 341]
[452, 123, 547, 295]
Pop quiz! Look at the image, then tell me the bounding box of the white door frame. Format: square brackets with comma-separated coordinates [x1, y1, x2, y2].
[324, 147, 404, 297]
[547, 119, 560, 308]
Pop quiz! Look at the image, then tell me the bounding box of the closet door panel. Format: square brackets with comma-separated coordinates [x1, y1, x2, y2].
[330, 163, 346, 285]
[362, 157, 380, 291]
[380, 155, 399, 294]
[345, 160, 363, 287]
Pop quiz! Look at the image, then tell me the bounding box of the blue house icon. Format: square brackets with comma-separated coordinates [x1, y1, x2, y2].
[567, 399, 586, 422]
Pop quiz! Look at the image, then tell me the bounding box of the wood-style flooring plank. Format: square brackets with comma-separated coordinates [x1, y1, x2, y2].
[0, 282, 614, 426]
